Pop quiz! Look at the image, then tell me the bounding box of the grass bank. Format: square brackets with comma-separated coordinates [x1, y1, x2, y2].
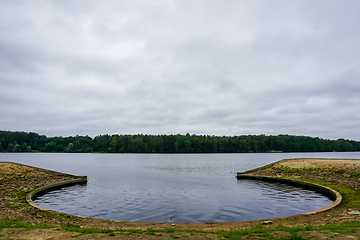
[2, 218, 360, 239]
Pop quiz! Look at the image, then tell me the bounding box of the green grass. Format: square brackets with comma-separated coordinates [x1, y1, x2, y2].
[0, 219, 53, 230]
[272, 165, 360, 180]
[61, 224, 113, 234]
[3, 190, 33, 211]
[350, 172, 360, 178]
[268, 166, 360, 208]
[293, 178, 360, 207]
[262, 164, 274, 169]
[272, 166, 329, 174]
[1, 218, 360, 239]
[214, 222, 360, 240]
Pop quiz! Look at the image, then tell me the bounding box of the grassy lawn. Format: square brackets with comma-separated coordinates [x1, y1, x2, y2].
[1, 218, 360, 239]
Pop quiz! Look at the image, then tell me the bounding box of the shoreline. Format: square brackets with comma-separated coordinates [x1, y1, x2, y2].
[1, 159, 360, 238]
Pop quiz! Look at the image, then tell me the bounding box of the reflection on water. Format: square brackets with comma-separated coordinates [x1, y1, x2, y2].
[1, 152, 356, 223]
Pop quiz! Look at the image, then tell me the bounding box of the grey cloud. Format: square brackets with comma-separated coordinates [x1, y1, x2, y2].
[0, 0, 359, 140]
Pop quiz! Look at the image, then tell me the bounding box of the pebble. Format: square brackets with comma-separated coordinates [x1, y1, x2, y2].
[347, 211, 360, 215]
[263, 220, 273, 225]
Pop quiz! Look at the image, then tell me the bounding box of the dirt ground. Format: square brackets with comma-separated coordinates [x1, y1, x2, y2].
[0, 228, 225, 240]
[247, 158, 360, 190]
[1, 159, 360, 239]
[277, 158, 360, 168]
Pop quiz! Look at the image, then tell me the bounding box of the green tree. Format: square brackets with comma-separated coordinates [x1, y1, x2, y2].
[13, 144, 21, 152]
[66, 143, 74, 152]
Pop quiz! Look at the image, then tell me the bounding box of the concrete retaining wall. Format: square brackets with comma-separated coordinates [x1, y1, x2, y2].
[26, 176, 88, 211]
[237, 174, 342, 215]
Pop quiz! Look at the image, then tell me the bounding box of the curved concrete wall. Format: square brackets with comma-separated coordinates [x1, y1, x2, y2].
[237, 174, 342, 215]
[26, 177, 88, 211]
[26, 159, 341, 221]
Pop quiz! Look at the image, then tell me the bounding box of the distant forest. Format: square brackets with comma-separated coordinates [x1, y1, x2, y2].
[1, 130, 360, 153]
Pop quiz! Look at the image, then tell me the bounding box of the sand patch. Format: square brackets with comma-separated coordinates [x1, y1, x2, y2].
[276, 158, 360, 169]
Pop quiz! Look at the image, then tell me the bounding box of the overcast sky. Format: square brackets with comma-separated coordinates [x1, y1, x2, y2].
[1, 0, 360, 140]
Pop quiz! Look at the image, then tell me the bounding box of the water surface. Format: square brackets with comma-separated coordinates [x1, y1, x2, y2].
[1, 152, 359, 223]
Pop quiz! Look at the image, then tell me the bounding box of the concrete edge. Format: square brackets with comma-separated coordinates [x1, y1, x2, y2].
[1, 161, 88, 213]
[26, 177, 88, 212]
[3, 159, 343, 223]
[237, 174, 342, 215]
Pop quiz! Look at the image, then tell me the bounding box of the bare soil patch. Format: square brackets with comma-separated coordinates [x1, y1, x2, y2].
[277, 158, 360, 169]
[248, 158, 360, 190]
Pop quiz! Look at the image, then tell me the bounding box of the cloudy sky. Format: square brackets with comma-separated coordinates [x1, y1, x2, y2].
[1, 0, 359, 140]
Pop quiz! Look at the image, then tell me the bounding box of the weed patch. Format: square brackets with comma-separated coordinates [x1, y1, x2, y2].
[2, 218, 360, 239]
[61, 224, 112, 234]
[295, 178, 360, 207]
[215, 222, 360, 240]
[0, 219, 53, 230]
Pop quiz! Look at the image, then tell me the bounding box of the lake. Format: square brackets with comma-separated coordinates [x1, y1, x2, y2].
[1, 152, 359, 223]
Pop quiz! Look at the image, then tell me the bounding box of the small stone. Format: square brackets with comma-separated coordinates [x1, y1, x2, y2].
[171, 224, 175, 226]
[263, 220, 273, 225]
[348, 211, 360, 215]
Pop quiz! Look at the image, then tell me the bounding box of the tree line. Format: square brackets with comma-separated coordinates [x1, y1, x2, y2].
[0, 130, 359, 153]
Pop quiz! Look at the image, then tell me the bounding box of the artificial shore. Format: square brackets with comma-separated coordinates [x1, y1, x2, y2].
[1, 158, 360, 238]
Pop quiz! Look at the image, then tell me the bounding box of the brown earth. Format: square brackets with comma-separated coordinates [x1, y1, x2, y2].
[247, 158, 360, 190]
[1, 159, 360, 239]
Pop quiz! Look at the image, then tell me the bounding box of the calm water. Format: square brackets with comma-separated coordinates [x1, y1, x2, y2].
[1, 152, 359, 223]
